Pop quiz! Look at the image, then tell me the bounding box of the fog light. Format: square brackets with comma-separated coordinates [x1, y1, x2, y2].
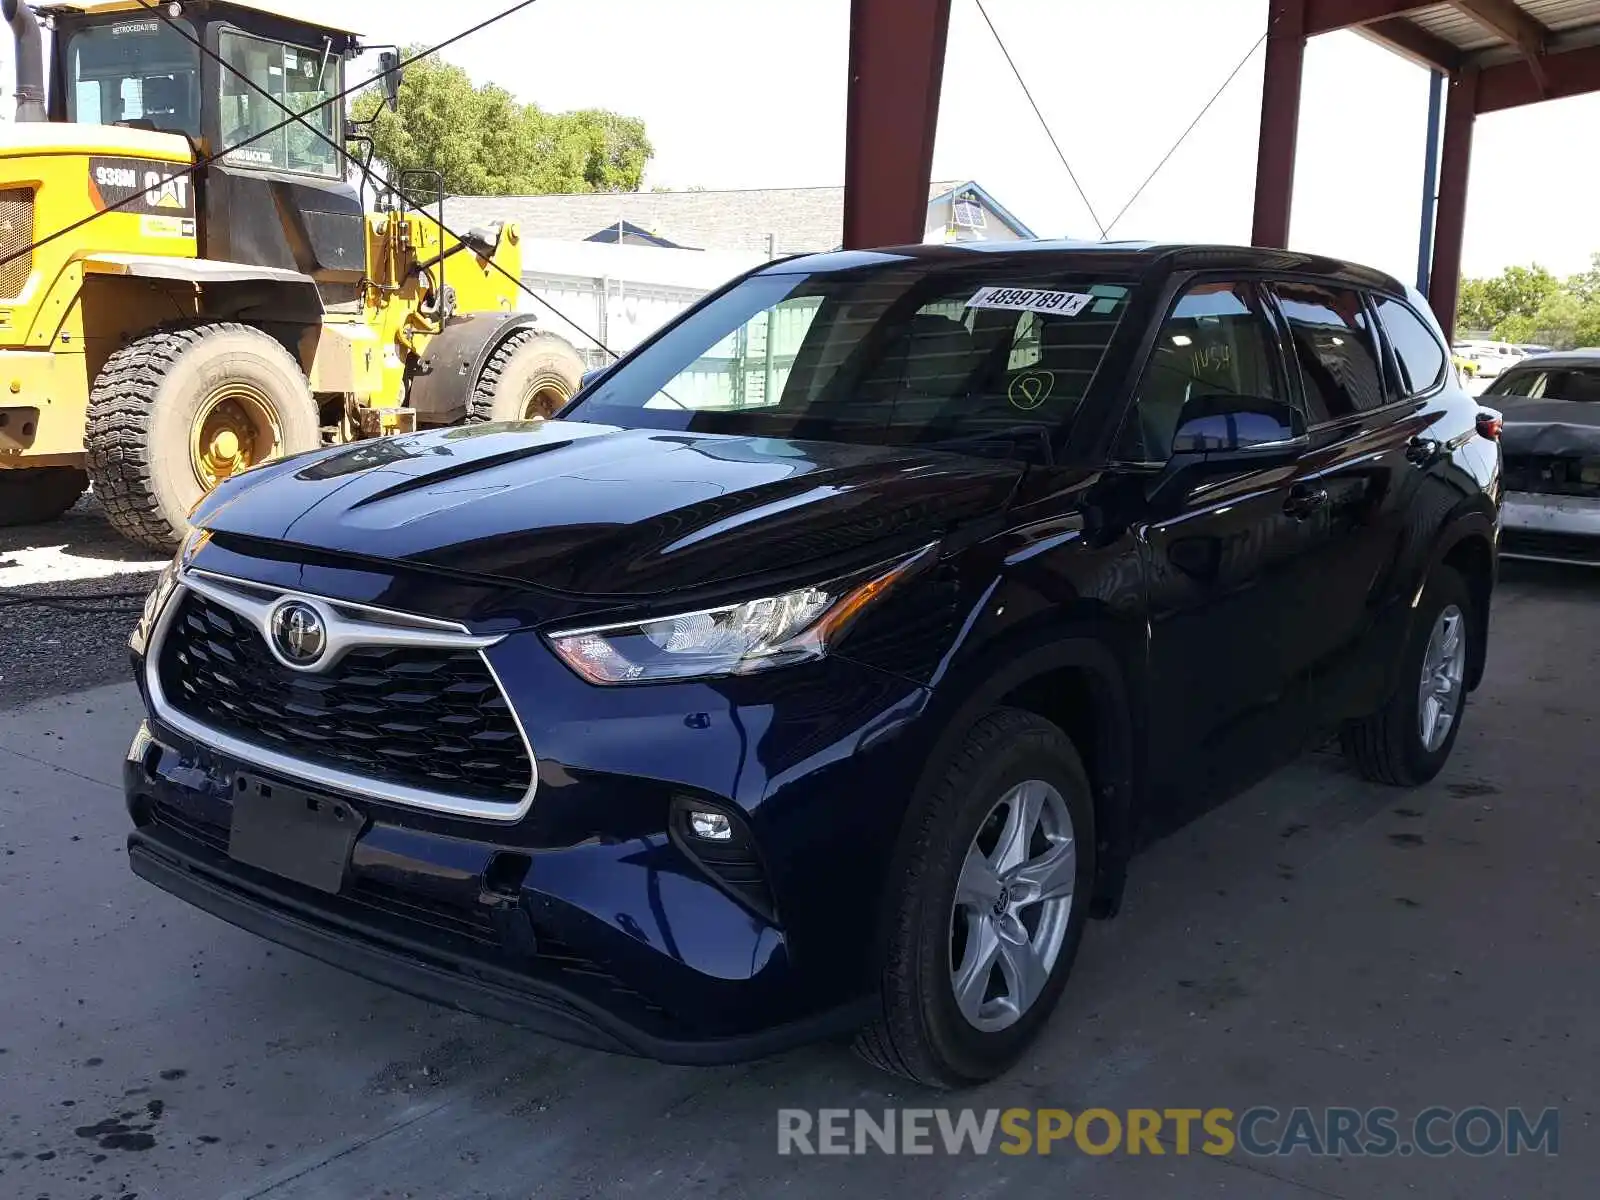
[688, 810, 733, 841]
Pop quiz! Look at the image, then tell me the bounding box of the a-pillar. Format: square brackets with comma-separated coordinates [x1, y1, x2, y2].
[841, 0, 952, 250]
[1251, 0, 1307, 248]
[1428, 67, 1478, 342]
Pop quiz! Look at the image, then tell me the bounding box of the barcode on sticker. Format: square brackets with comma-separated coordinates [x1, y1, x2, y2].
[966, 286, 1095, 316]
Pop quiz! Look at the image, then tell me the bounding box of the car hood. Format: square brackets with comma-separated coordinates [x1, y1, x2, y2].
[1496, 396, 1600, 458]
[195, 421, 1025, 596]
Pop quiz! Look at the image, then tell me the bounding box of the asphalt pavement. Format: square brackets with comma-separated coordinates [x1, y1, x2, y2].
[1, 546, 1596, 1199]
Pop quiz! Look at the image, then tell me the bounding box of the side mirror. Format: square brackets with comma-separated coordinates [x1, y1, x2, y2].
[1170, 394, 1306, 460]
[379, 51, 402, 112]
[579, 366, 612, 393]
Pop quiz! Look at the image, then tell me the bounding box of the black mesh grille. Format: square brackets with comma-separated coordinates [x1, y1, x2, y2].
[158, 591, 531, 803]
[0, 189, 32, 299]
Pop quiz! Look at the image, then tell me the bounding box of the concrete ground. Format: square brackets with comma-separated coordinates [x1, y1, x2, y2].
[0, 564, 1595, 1199]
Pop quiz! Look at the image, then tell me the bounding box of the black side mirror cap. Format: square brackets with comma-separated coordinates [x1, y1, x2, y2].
[379, 51, 403, 112]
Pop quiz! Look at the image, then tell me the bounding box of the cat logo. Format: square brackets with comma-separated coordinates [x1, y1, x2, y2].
[143, 172, 190, 210]
[88, 157, 196, 217]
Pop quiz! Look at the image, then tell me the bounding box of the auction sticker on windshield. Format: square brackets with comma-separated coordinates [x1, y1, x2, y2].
[967, 286, 1095, 316]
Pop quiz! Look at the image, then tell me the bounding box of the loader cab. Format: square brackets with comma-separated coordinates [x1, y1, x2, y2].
[43, 0, 367, 303]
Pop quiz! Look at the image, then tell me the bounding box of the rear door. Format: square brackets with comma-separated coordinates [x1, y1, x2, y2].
[1266, 282, 1441, 725]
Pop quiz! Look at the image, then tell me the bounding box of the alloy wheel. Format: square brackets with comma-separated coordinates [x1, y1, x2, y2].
[949, 779, 1076, 1033]
[1418, 603, 1467, 753]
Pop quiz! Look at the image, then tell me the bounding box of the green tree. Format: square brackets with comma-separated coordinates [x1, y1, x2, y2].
[1456, 275, 1499, 334]
[1567, 252, 1600, 307]
[1459, 256, 1600, 349]
[351, 53, 652, 195]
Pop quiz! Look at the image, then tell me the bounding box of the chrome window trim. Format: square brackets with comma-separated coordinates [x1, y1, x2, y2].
[145, 570, 539, 822]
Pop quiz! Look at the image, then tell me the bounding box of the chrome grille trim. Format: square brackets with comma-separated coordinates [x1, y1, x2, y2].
[145, 569, 539, 822]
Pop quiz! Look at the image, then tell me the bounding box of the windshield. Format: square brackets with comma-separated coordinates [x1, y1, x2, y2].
[66, 18, 201, 137]
[218, 29, 341, 177]
[567, 263, 1134, 459]
[1487, 365, 1600, 402]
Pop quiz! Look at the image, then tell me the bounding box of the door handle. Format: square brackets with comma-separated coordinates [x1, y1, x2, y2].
[1283, 484, 1328, 519]
[1406, 436, 1442, 467]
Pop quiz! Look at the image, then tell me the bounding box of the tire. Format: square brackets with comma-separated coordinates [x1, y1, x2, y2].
[466, 329, 584, 424]
[854, 708, 1096, 1089]
[85, 324, 319, 552]
[1340, 565, 1473, 786]
[0, 466, 88, 526]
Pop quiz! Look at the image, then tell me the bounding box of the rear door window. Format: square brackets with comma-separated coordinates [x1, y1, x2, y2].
[1374, 296, 1447, 396]
[1272, 282, 1387, 423]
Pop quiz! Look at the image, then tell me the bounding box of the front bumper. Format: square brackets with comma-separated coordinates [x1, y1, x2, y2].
[125, 669, 917, 1061]
[128, 823, 871, 1063]
[1500, 491, 1600, 565]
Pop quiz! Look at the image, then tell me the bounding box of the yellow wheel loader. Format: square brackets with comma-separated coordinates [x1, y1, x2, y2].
[0, 0, 584, 549]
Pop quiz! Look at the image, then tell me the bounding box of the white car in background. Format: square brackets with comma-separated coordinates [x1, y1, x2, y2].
[1453, 341, 1527, 379]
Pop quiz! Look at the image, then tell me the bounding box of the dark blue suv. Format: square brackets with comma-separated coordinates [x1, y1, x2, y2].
[125, 242, 1501, 1087]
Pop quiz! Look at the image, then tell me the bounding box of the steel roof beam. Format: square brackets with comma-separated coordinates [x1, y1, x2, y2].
[1475, 39, 1600, 109]
[1447, 0, 1551, 92]
[1304, 0, 1432, 37]
[1359, 17, 1464, 69]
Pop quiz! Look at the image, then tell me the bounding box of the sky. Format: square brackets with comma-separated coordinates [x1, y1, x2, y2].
[15, 0, 1600, 282]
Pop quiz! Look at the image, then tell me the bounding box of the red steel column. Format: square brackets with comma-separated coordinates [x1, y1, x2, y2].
[1428, 67, 1477, 342]
[1251, 0, 1307, 248]
[842, 0, 952, 250]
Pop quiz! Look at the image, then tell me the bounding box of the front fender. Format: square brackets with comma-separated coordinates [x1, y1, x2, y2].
[906, 611, 1141, 919]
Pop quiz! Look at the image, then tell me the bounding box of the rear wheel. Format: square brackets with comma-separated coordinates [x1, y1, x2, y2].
[85, 324, 320, 552]
[466, 329, 584, 424]
[0, 466, 88, 526]
[1340, 565, 1473, 786]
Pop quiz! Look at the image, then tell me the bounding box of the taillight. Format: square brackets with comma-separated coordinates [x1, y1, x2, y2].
[1476, 410, 1502, 441]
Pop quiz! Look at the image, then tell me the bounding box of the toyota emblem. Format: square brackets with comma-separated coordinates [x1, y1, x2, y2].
[270, 601, 327, 667]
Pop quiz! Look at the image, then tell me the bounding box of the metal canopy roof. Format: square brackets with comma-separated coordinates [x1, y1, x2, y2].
[1308, 0, 1600, 110]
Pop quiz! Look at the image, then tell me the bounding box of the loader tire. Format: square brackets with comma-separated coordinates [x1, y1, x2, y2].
[466, 329, 584, 424]
[86, 324, 319, 552]
[0, 467, 88, 527]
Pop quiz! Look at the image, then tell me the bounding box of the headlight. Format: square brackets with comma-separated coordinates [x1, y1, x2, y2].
[130, 528, 209, 655]
[546, 546, 932, 684]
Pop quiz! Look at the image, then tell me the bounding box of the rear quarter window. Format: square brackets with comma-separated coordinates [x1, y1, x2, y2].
[1374, 296, 1447, 395]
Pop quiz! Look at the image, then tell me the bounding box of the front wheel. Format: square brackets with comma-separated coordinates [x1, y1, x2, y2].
[85, 324, 320, 552]
[1340, 565, 1473, 786]
[854, 708, 1095, 1088]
